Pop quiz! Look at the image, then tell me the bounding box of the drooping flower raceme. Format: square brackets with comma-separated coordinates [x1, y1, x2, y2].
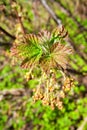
[11, 26, 74, 110]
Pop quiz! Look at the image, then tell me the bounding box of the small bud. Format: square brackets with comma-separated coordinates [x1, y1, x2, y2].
[24, 72, 31, 81]
[48, 86, 54, 92]
[56, 101, 63, 110]
[50, 103, 55, 110]
[60, 90, 65, 98]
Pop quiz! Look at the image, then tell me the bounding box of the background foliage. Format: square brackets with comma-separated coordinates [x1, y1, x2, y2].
[0, 0, 87, 130]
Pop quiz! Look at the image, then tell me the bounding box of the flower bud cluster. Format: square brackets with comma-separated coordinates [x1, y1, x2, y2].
[32, 84, 64, 110]
[24, 72, 31, 81]
[31, 72, 74, 110]
[62, 77, 74, 91]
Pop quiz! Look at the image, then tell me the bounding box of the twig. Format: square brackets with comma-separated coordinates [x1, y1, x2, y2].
[10, 0, 26, 34]
[66, 68, 87, 76]
[0, 88, 26, 101]
[0, 88, 25, 96]
[77, 117, 87, 130]
[54, 0, 87, 32]
[0, 42, 12, 46]
[0, 26, 16, 39]
[40, 0, 62, 25]
[0, 88, 32, 102]
[16, 11, 26, 34]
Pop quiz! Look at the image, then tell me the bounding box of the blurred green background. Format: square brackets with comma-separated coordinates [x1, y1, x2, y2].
[0, 0, 87, 130]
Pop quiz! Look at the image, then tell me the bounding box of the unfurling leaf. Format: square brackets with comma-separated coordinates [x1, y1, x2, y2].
[11, 34, 42, 69]
[11, 26, 72, 71]
[10, 26, 74, 110]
